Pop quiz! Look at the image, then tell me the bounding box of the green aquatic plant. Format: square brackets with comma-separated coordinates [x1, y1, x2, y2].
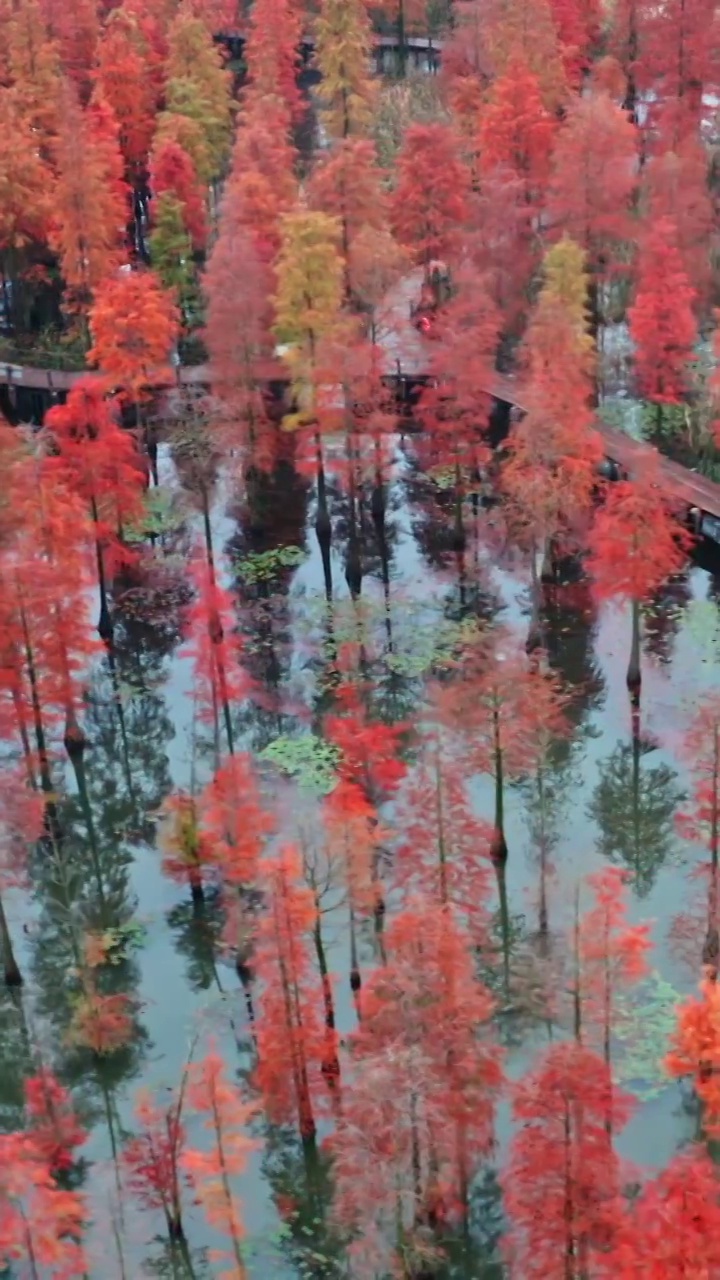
[260, 734, 342, 796]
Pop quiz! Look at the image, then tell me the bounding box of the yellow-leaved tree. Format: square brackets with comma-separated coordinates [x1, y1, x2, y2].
[164, 6, 234, 187]
[273, 210, 344, 429]
[314, 0, 376, 140]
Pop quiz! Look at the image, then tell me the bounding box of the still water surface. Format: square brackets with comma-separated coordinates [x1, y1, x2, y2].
[1, 431, 717, 1276]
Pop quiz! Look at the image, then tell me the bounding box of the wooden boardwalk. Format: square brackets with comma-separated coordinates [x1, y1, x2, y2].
[4, 324, 720, 524]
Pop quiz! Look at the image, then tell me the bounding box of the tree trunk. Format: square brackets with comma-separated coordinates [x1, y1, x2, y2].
[397, 0, 407, 77]
[626, 598, 641, 706]
[490, 706, 508, 865]
[0, 890, 22, 986]
[91, 496, 113, 643]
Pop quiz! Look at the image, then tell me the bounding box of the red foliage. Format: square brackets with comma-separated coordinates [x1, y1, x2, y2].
[181, 551, 251, 744]
[449, 629, 573, 784]
[24, 1070, 87, 1174]
[87, 89, 132, 223]
[322, 777, 383, 915]
[393, 737, 493, 932]
[638, 0, 718, 143]
[88, 269, 180, 397]
[123, 1087, 186, 1235]
[203, 215, 274, 448]
[150, 138, 207, 251]
[45, 376, 146, 577]
[418, 262, 500, 448]
[51, 80, 130, 308]
[598, 1149, 720, 1277]
[158, 790, 216, 897]
[502, 1042, 629, 1277]
[0, 462, 99, 765]
[325, 682, 407, 804]
[42, 0, 99, 99]
[548, 0, 601, 83]
[391, 123, 470, 268]
[440, 0, 492, 135]
[643, 140, 714, 307]
[242, 0, 303, 128]
[199, 754, 273, 888]
[254, 844, 334, 1139]
[330, 901, 501, 1275]
[68, 988, 136, 1055]
[502, 280, 601, 553]
[94, 6, 160, 175]
[675, 695, 720, 854]
[548, 92, 638, 277]
[465, 175, 537, 334]
[628, 217, 698, 404]
[479, 56, 556, 206]
[577, 866, 651, 1058]
[586, 463, 692, 604]
[223, 105, 298, 265]
[309, 138, 387, 296]
[0, 1134, 87, 1277]
[0, 771, 45, 889]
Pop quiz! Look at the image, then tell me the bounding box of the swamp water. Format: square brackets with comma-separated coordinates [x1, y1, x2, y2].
[1, 427, 718, 1278]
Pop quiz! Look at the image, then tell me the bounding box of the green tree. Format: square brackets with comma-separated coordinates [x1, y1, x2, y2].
[149, 192, 198, 325]
[164, 6, 233, 184]
[588, 739, 684, 896]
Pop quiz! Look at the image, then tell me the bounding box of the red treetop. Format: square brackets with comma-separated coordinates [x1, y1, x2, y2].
[549, 0, 601, 84]
[199, 753, 273, 888]
[628, 216, 698, 405]
[24, 1070, 87, 1174]
[665, 976, 720, 1133]
[598, 1148, 720, 1278]
[242, 0, 303, 128]
[548, 92, 638, 275]
[45, 376, 146, 569]
[479, 56, 556, 206]
[88, 269, 180, 397]
[331, 900, 501, 1274]
[638, 0, 718, 142]
[391, 123, 470, 268]
[586, 461, 691, 605]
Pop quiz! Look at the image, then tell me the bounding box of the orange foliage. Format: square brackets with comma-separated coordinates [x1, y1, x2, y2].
[88, 269, 179, 397]
[666, 977, 720, 1133]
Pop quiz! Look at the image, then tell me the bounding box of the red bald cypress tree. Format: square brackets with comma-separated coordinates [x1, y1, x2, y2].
[254, 844, 335, 1141]
[502, 1043, 629, 1278]
[391, 123, 470, 269]
[628, 217, 698, 410]
[586, 458, 692, 702]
